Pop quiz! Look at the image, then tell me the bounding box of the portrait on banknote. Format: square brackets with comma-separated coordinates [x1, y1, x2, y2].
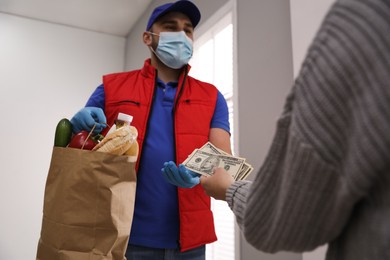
[200, 155, 221, 175]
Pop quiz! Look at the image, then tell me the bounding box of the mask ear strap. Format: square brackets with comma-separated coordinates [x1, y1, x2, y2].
[150, 46, 170, 68]
[149, 46, 158, 56]
[146, 31, 159, 37]
[146, 31, 159, 50]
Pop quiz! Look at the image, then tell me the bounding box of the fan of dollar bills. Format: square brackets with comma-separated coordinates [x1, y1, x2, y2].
[182, 142, 253, 181]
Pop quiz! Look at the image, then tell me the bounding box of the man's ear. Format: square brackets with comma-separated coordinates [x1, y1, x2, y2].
[143, 32, 152, 46]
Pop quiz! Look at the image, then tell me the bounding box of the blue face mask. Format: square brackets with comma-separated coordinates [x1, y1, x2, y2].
[149, 31, 193, 69]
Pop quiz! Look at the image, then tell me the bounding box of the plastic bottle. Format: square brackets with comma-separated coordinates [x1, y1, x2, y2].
[106, 112, 133, 136]
[105, 112, 139, 160]
[115, 113, 133, 128]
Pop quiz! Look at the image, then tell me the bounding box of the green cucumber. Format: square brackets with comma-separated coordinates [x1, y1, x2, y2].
[54, 118, 73, 147]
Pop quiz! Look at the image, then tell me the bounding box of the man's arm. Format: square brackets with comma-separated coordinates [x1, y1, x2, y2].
[209, 128, 232, 155]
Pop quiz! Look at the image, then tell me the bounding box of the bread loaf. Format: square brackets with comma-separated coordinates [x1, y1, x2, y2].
[124, 139, 139, 162]
[92, 125, 137, 155]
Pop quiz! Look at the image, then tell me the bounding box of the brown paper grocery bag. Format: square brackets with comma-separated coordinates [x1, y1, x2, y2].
[36, 147, 137, 260]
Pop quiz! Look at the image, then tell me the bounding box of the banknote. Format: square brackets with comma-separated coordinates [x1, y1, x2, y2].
[198, 142, 253, 180]
[235, 163, 253, 180]
[182, 142, 253, 180]
[199, 142, 229, 155]
[183, 149, 245, 177]
[181, 142, 225, 165]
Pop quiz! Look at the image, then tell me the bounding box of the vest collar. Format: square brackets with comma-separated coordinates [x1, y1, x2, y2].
[140, 59, 192, 80]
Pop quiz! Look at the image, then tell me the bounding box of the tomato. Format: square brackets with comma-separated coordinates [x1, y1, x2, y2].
[68, 131, 103, 150]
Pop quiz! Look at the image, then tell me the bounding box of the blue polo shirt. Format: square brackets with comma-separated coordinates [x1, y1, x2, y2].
[86, 78, 230, 249]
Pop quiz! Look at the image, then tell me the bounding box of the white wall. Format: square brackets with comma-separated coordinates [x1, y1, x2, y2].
[0, 13, 125, 259]
[289, 1, 335, 259]
[290, 0, 334, 76]
[234, 1, 299, 259]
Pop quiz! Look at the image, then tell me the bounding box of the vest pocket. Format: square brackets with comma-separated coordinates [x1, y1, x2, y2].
[107, 99, 141, 106]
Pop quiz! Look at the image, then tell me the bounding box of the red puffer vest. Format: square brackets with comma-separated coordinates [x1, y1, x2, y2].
[103, 59, 218, 252]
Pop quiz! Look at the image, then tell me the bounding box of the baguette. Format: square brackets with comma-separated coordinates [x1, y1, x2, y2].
[124, 139, 139, 162]
[92, 125, 138, 155]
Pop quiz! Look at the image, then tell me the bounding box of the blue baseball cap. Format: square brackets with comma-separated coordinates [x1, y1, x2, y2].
[146, 0, 201, 31]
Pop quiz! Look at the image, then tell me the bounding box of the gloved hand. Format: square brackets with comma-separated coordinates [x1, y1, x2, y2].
[161, 161, 200, 188]
[70, 107, 107, 134]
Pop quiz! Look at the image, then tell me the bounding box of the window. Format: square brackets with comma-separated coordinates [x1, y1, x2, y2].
[189, 9, 235, 260]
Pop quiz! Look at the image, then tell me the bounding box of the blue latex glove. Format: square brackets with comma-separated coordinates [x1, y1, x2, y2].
[161, 161, 200, 188]
[70, 107, 107, 134]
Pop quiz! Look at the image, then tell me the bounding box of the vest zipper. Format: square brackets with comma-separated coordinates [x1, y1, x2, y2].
[173, 66, 188, 114]
[172, 66, 189, 165]
[173, 67, 188, 250]
[172, 66, 188, 163]
[137, 71, 158, 172]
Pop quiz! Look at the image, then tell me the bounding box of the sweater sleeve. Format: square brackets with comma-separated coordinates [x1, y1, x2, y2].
[226, 0, 390, 253]
[227, 112, 357, 253]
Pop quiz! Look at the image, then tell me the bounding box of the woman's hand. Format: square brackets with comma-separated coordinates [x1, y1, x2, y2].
[200, 168, 235, 201]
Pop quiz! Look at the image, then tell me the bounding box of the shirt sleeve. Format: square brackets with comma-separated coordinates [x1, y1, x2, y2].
[210, 90, 230, 134]
[85, 84, 105, 110]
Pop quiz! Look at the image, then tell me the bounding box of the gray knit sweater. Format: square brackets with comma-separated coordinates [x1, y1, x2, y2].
[226, 0, 390, 259]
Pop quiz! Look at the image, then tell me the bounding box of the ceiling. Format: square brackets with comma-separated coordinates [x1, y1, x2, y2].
[0, 0, 153, 37]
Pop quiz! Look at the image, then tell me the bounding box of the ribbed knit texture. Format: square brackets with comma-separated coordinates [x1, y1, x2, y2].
[226, 0, 390, 259]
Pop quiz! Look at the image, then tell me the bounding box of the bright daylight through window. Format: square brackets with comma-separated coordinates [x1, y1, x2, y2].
[189, 11, 235, 260]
